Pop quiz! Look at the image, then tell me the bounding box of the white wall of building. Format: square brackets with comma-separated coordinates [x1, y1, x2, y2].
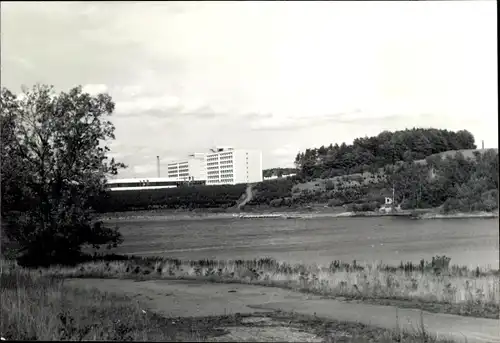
[233, 149, 262, 184]
[232, 150, 247, 184]
[188, 156, 206, 180]
[167, 153, 206, 181]
[249, 150, 263, 183]
[205, 147, 262, 185]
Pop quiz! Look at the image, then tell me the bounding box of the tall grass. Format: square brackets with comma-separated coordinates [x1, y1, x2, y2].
[0, 261, 178, 341]
[11, 255, 499, 319]
[1, 260, 460, 342]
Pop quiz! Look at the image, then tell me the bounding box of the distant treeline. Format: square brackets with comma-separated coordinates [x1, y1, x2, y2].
[294, 128, 476, 179]
[93, 179, 301, 213]
[93, 184, 247, 212]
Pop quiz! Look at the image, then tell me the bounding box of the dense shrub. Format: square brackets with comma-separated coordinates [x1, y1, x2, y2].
[346, 201, 380, 212]
[1, 85, 124, 266]
[327, 198, 343, 207]
[94, 184, 247, 212]
[247, 177, 298, 206]
[325, 180, 336, 191]
[269, 199, 283, 207]
[386, 150, 498, 213]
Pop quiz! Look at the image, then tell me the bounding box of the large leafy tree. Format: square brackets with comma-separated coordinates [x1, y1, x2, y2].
[1, 84, 126, 266]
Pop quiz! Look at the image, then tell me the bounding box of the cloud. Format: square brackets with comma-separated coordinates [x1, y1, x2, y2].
[271, 145, 299, 157]
[82, 84, 109, 95]
[1, 1, 497, 176]
[117, 84, 145, 98]
[112, 86, 232, 120]
[327, 109, 437, 125]
[250, 108, 457, 131]
[250, 111, 361, 131]
[115, 95, 180, 115]
[269, 145, 301, 168]
[114, 97, 230, 120]
[12, 57, 35, 70]
[132, 164, 157, 175]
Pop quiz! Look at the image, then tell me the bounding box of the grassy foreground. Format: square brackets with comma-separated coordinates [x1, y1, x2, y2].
[48, 256, 500, 319]
[4, 254, 499, 318]
[1, 261, 459, 342]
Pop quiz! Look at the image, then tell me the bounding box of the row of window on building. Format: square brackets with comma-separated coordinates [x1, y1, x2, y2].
[164, 147, 261, 185]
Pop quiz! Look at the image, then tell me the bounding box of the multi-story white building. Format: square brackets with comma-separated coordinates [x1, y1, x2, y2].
[263, 173, 297, 181]
[166, 147, 262, 185]
[166, 153, 206, 181]
[205, 146, 262, 185]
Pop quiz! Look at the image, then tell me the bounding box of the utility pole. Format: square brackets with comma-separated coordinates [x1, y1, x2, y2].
[418, 182, 422, 209]
[391, 147, 396, 212]
[157, 156, 160, 178]
[482, 140, 484, 150]
[392, 182, 395, 212]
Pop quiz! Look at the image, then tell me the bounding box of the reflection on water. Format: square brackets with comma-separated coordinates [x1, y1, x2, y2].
[110, 217, 499, 269]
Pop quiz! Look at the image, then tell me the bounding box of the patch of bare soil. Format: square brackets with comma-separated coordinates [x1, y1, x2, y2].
[145, 311, 386, 342]
[208, 315, 322, 342]
[153, 311, 447, 343]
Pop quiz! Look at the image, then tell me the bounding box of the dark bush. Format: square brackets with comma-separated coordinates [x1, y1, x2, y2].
[327, 198, 343, 207]
[95, 184, 247, 212]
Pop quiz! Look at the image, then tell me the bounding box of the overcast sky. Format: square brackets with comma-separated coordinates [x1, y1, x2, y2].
[1, 1, 497, 177]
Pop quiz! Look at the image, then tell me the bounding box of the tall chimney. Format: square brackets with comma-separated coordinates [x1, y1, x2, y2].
[157, 156, 160, 178]
[482, 140, 484, 149]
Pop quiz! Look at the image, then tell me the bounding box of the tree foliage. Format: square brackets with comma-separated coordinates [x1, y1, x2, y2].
[294, 128, 477, 180]
[247, 177, 299, 206]
[94, 184, 248, 212]
[385, 150, 498, 212]
[1, 85, 125, 266]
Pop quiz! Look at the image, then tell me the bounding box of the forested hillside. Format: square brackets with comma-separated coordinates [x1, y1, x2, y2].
[387, 149, 498, 212]
[294, 128, 476, 180]
[252, 148, 498, 213]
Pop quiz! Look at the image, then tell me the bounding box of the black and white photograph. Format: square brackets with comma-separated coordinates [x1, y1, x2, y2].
[1, 1, 498, 342]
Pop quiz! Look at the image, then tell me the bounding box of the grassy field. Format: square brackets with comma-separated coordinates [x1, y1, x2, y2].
[1, 259, 460, 342]
[5, 255, 498, 320]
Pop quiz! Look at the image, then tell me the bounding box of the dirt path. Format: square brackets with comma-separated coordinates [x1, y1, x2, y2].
[66, 279, 500, 343]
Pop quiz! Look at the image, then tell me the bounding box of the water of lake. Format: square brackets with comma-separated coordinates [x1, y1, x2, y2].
[108, 216, 499, 269]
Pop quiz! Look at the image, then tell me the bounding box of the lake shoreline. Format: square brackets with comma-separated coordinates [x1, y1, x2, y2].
[101, 208, 498, 221]
[99, 211, 499, 272]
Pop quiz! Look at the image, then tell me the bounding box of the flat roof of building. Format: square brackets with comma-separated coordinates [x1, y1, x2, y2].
[106, 177, 184, 184]
[166, 148, 262, 162]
